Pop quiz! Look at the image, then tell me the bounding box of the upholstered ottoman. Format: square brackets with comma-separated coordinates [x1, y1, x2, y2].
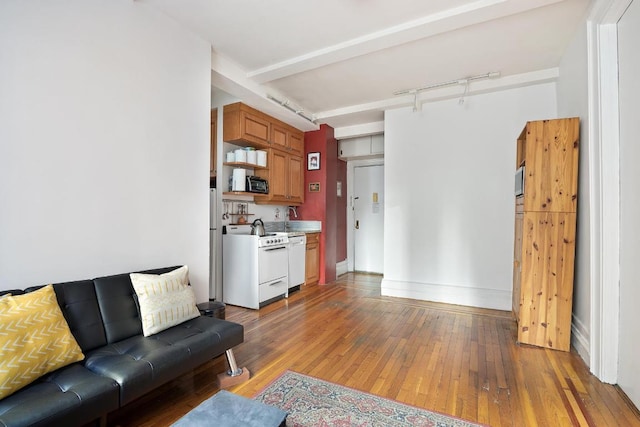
[171, 390, 286, 427]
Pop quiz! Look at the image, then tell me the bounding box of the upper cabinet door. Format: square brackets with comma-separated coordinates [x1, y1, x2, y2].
[289, 131, 304, 156]
[288, 155, 304, 204]
[269, 149, 288, 201]
[270, 123, 304, 156]
[270, 123, 288, 151]
[239, 111, 270, 146]
[223, 102, 270, 148]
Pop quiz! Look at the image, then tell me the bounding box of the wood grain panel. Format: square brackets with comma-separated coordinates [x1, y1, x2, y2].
[518, 211, 576, 351]
[270, 123, 288, 150]
[222, 102, 270, 148]
[523, 118, 580, 213]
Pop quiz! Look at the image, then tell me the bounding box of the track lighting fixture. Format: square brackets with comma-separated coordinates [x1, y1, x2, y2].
[412, 90, 421, 112]
[458, 79, 469, 105]
[394, 71, 500, 110]
[266, 94, 317, 124]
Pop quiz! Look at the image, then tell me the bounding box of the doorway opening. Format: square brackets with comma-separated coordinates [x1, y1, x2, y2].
[347, 160, 384, 274]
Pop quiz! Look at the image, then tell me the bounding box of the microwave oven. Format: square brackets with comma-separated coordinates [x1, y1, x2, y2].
[515, 166, 525, 197]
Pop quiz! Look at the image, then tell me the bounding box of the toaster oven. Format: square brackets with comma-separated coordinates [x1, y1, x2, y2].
[246, 176, 269, 194]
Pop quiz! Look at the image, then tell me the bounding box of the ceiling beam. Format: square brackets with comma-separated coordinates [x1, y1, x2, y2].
[334, 122, 385, 139]
[211, 50, 319, 131]
[246, 0, 565, 83]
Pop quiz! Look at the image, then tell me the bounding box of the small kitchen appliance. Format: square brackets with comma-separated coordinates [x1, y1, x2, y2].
[251, 218, 266, 236]
[246, 176, 268, 194]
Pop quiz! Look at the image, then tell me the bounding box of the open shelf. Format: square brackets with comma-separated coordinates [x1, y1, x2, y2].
[224, 162, 267, 170]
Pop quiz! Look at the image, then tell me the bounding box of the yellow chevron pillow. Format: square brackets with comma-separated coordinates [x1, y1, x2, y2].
[130, 265, 199, 337]
[0, 285, 84, 399]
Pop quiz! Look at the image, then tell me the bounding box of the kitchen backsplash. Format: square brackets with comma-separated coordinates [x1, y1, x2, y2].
[219, 200, 321, 232]
[220, 201, 289, 226]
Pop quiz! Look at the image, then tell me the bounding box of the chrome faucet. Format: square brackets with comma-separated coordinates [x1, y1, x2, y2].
[287, 206, 298, 219]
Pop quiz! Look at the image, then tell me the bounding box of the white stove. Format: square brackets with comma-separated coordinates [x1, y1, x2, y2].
[222, 225, 290, 309]
[225, 224, 289, 246]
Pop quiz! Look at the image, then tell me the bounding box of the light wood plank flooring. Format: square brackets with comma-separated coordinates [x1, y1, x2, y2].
[109, 273, 640, 426]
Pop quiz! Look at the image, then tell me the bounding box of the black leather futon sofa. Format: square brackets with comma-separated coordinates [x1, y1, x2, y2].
[0, 266, 244, 427]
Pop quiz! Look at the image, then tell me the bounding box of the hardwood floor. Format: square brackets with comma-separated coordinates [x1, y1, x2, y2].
[109, 273, 640, 426]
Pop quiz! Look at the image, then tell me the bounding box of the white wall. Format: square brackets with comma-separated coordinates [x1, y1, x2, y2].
[0, 1, 212, 302]
[382, 83, 557, 310]
[556, 23, 591, 362]
[617, 0, 640, 408]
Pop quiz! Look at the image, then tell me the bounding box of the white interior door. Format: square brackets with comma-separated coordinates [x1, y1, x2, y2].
[353, 165, 384, 273]
[617, 0, 640, 409]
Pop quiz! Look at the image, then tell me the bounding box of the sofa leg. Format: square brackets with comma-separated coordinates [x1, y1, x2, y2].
[216, 349, 250, 388]
[225, 349, 243, 376]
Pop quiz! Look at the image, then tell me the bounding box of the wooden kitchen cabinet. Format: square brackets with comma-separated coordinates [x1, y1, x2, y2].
[223, 102, 305, 156]
[223, 102, 271, 148]
[289, 131, 304, 156]
[512, 118, 579, 352]
[254, 149, 304, 206]
[271, 123, 304, 156]
[210, 109, 217, 178]
[305, 233, 320, 286]
[288, 155, 304, 202]
[222, 102, 306, 204]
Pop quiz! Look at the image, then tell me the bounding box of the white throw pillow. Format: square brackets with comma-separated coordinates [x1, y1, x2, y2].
[130, 266, 199, 337]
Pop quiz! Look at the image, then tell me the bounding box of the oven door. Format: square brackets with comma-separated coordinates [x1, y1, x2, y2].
[258, 245, 288, 303]
[258, 245, 288, 284]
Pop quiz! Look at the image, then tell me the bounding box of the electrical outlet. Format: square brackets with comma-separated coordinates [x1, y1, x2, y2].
[274, 208, 280, 219]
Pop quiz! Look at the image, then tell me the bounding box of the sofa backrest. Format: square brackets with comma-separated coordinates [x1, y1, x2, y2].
[21, 280, 110, 353]
[4, 266, 184, 349]
[92, 266, 182, 344]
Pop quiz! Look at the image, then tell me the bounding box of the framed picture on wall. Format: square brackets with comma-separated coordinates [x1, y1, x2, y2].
[307, 152, 320, 170]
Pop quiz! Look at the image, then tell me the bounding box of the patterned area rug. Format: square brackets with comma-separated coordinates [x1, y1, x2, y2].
[254, 371, 485, 427]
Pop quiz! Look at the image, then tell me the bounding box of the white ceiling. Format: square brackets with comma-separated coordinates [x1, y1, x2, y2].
[143, 0, 591, 135]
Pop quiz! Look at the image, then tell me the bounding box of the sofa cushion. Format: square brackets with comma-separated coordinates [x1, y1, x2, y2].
[84, 316, 244, 406]
[84, 334, 191, 406]
[0, 364, 119, 427]
[0, 285, 84, 399]
[93, 266, 183, 344]
[130, 266, 199, 337]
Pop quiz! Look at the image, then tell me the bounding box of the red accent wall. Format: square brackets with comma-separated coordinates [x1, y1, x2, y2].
[298, 124, 346, 284]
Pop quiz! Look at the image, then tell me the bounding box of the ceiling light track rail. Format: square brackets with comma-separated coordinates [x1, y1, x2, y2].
[393, 71, 500, 95]
[395, 71, 500, 112]
[393, 71, 500, 96]
[266, 94, 317, 124]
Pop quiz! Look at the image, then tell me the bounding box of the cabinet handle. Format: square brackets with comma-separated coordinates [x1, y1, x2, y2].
[269, 280, 284, 286]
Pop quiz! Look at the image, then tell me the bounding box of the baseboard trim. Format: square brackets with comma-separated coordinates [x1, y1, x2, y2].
[336, 260, 348, 277]
[571, 314, 590, 365]
[380, 279, 511, 311]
